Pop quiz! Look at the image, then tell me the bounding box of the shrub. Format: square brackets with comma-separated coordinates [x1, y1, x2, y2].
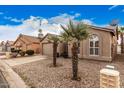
[11, 48, 15, 52]
[16, 49, 22, 53]
[26, 50, 34, 56]
[11, 49, 21, 53]
[11, 49, 17, 53]
[19, 51, 25, 56]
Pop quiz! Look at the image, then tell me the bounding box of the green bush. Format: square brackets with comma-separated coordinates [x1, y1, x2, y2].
[11, 49, 21, 53]
[11, 50, 17, 53]
[11, 48, 15, 52]
[19, 51, 25, 56]
[16, 49, 22, 53]
[26, 50, 34, 56]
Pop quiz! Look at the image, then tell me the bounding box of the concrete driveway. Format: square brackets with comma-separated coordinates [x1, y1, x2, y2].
[0, 55, 47, 67]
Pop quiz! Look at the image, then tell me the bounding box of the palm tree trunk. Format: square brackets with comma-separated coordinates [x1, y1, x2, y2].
[121, 33, 124, 53]
[53, 42, 57, 67]
[71, 42, 79, 80]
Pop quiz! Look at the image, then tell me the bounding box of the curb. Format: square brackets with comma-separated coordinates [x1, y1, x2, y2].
[0, 60, 28, 88]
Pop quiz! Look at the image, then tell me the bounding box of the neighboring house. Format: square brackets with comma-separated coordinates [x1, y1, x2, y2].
[40, 33, 64, 56]
[0, 41, 6, 52]
[68, 25, 118, 62]
[13, 34, 41, 53]
[5, 40, 14, 52]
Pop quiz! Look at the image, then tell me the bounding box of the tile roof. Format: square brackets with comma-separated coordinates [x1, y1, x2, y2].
[14, 34, 41, 45]
[21, 34, 40, 43]
[6, 41, 14, 46]
[0, 41, 5, 46]
[90, 25, 116, 35]
[40, 33, 58, 42]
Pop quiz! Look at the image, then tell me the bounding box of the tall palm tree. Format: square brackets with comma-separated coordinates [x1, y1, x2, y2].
[61, 20, 89, 80]
[119, 27, 124, 53]
[48, 34, 60, 67]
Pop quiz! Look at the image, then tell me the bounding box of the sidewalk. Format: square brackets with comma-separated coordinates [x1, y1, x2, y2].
[1, 55, 47, 67]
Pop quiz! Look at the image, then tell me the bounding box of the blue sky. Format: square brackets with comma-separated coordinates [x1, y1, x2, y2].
[0, 5, 124, 41]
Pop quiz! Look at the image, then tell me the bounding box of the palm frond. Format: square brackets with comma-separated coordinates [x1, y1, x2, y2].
[61, 19, 89, 42]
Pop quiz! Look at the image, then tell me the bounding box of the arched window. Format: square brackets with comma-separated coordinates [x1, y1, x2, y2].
[89, 34, 99, 56]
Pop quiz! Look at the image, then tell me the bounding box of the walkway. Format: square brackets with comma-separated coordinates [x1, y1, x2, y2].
[1, 55, 47, 67]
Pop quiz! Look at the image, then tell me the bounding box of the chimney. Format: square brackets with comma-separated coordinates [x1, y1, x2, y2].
[38, 29, 43, 39]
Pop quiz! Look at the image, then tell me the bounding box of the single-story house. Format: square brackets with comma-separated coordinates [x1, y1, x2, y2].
[0, 41, 14, 52]
[5, 40, 14, 52]
[0, 41, 6, 52]
[68, 25, 118, 62]
[13, 34, 41, 53]
[40, 25, 118, 62]
[40, 33, 64, 56]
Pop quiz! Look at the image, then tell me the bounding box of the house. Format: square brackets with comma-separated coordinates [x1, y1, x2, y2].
[40, 33, 64, 56]
[67, 25, 118, 62]
[40, 25, 118, 62]
[0, 41, 6, 52]
[5, 40, 14, 52]
[13, 34, 41, 53]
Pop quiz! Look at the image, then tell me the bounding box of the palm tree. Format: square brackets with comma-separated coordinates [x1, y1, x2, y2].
[61, 20, 89, 80]
[48, 34, 60, 67]
[119, 27, 124, 53]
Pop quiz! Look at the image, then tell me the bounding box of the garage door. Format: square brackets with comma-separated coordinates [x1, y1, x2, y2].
[42, 43, 53, 56]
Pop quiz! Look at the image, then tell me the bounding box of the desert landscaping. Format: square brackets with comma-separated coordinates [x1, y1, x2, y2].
[10, 55, 124, 88]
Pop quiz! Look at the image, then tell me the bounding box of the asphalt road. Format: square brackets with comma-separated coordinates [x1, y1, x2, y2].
[0, 71, 9, 88]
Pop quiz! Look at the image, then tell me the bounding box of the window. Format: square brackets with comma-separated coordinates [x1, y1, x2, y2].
[89, 34, 99, 56]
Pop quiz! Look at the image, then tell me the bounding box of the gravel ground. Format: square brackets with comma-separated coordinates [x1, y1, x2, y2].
[13, 55, 124, 88]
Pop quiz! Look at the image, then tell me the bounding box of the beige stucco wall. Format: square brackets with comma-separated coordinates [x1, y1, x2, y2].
[68, 28, 115, 62]
[111, 35, 117, 60]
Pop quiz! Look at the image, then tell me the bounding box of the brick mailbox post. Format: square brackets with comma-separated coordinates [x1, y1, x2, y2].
[100, 67, 120, 88]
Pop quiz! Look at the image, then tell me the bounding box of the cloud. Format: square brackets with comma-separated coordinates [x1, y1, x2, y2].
[75, 13, 81, 17]
[49, 13, 80, 25]
[11, 18, 24, 23]
[90, 17, 96, 20]
[81, 19, 93, 25]
[4, 16, 24, 23]
[122, 9, 124, 12]
[0, 12, 4, 15]
[0, 13, 87, 41]
[108, 5, 118, 10]
[0, 15, 65, 41]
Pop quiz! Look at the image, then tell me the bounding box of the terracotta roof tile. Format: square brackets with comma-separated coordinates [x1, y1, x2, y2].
[21, 34, 40, 43]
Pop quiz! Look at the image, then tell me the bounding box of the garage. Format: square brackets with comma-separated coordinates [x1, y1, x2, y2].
[42, 43, 53, 56]
[41, 33, 63, 57]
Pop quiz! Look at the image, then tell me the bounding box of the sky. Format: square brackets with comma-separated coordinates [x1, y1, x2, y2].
[0, 5, 124, 42]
